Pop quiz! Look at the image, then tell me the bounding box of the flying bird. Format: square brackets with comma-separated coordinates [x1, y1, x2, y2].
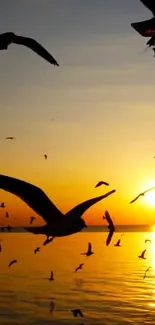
[34, 247, 40, 254]
[139, 249, 147, 259]
[143, 266, 152, 279]
[95, 181, 109, 188]
[75, 263, 84, 273]
[81, 242, 94, 256]
[5, 137, 15, 140]
[130, 186, 155, 203]
[145, 239, 151, 243]
[0, 174, 116, 240]
[43, 236, 55, 246]
[30, 216, 35, 224]
[0, 202, 5, 208]
[0, 32, 59, 66]
[44, 154, 48, 160]
[103, 210, 115, 246]
[8, 259, 17, 267]
[71, 309, 84, 318]
[48, 271, 54, 281]
[5, 212, 9, 218]
[114, 239, 121, 247]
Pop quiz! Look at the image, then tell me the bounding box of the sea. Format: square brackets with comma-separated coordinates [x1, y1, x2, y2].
[0, 225, 155, 325]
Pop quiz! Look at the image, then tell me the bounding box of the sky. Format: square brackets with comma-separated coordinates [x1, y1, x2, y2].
[0, 0, 155, 227]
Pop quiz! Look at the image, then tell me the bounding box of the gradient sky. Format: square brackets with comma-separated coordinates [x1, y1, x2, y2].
[0, 0, 155, 227]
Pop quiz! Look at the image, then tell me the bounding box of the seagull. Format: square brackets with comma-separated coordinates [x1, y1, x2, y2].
[95, 181, 109, 188]
[71, 309, 84, 318]
[75, 263, 84, 273]
[30, 216, 35, 224]
[43, 236, 55, 246]
[0, 202, 5, 207]
[48, 271, 54, 281]
[103, 210, 115, 246]
[34, 247, 40, 254]
[139, 249, 146, 259]
[81, 242, 94, 256]
[0, 32, 59, 66]
[130, 186, 155, 203]
[145, 239, 151, 243]
[8, 259, 17, 267]
[143, 267, 152, 279]
[5, 137, 15, 140]
[5, 212, 9, 218]
[0, 174, 116, 240]
[114, 239, 121, 247]
[44, 154, 48, 160]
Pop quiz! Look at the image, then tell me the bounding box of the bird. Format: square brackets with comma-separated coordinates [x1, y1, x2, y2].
[8, 259, 17, 267]
[0, 174, 116, 240]
[43, 236, 55, 246]
[95, 181, 109, 188]
[0, 202, 5, 208]
[71, 309, 84, 318]
[130, 186, 155, 203]
[34, 247, 40, 254]
[145, 239, 151, 243]
[44, 154, 48, 160]
[103, 210, 115, 246]
[30, 216, 35, 224]
[75, 263, 84, 273]
[5, 137, 15, 140]
[5, 212, 9, 218]
[143, 267, 152, 279]
[49, 298, 55, 314]
[114, 239, 121, 247]
[48, 271, 54, 281]
[0, 32, 59, 66]
[81, 242, 94, 256]
[139, 249, 146, 259]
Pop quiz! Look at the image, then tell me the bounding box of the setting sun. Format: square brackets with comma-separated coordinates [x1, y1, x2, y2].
[144, 190, 155, 207]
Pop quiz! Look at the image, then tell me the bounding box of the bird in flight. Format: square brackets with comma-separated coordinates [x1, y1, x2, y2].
[34, 247, 40, 254]
[30, 216, 35, 224]
[71, 309, 84, 318]
[139, 249, 147, 259]
[0, 174, 116, 240]
[143, 266, 152, 279]
[5, 212, 9, 218]
[103, 210, 115, 246]
[130, 186, 155, 203]
[81, 242, 94, 256]
[8, 259, 17, 267]
[145, 239, 151, 243]
[0, 32, 59, 66]
[0, 202, 5, 208]
[48, 271, 54, 281]
[44, 154, 48, 160]
[114, 239, 121, 247]
[75, 263, 84, 273]
[5, 137, 15, 140]
[95, 181, 109, 188]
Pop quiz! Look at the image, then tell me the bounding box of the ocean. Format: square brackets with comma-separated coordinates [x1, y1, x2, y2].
[0, 226, 155, 324]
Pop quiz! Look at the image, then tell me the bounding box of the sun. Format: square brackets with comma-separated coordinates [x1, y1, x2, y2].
[144, 189, 155, 206]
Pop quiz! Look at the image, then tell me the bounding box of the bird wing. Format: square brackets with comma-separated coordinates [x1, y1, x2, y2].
[95, 181, 109, 187]
[78, 310, 84, 317]
[140, 0, 155, 15]
[144, 186, 155, 194]
[13, 34, 59, 66]
[130, 195, 140, 203]
[105, 210, 115, 231]
[0, 174, 63, 223]
[65, 190, 116, 219]
[88, 242, 92, 254]
[142, 249, 146, 257]
[106, 230, 114, 246]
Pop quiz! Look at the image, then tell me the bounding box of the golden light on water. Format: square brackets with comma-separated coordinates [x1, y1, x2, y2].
[151, 226, 155, 274]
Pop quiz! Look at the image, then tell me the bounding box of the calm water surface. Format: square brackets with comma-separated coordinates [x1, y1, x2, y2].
[0, 230, 155, 324]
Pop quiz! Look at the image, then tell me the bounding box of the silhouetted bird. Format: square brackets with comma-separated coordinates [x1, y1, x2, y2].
[75, 263, 84, 273]
[0, 174, 116, 240]
[44, 154, 48, 160]
[130, 186, 155, 203]
[95, 181, 109, 188]
[43, 236, 55, 246]
[5, 137, 15, 140]
[30, 216, 35, 224]
[143, 266, 152, 279]
[114, 239, 121, 247]
[5, 212, 9, 218]
[0, 32, 59, 66]
[0, 202, 5, 207]
[48, 271, 54, 281]
[139, 249, 146, 259]
[8, 259, 17, 267]
[34, 247, 40, 254]
[145, 239, 151, 243]
[71, 309, 84, 317]
[104, 210, 115, 246]
[81, 242, 94, 256]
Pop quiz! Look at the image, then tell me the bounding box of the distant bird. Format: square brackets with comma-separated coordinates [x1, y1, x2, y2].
[75, 263, 84, 273]
[145, 239, 151, 243]
[143, 267, 152, 279]
[8, 259, 17, 267]
[48, 271, 54, 281]
[44, 154, 48, 160]
[0, 32, 59, 66]
[95, 181, 109, 188]
[81, 242, 94, 256]
[114, 239, 121, 247]
[5, 137, 15, 140]
[30, 216, 35, 225]
[130, 186, 155, 203]
[71, 309, 84, 318]
[5, 212, 9, 218]
[6, 225, 12, 232]
[0, 174, 116, 240]
[49, 298, 55, 314]
[43, 236, 55, 246]
[139, 249, 146, 259]
[104, 210, 115, 246]
[34, 247, 40, 254]
[0, 202, 5, 208]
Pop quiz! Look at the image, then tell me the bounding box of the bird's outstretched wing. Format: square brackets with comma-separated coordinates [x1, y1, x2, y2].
[106, 230, 114, 246]
[88, 242, 91, 254]
[105, 210, 115, 231]
[95, 181, 109, 188]
[130, 195, 141, 203]
[13, 34, 59, 66]
[0, 174, 63, 223]
[142, 249, 146, 258]
[66, 190, 116, 219]
[140, 0, 155, 15]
